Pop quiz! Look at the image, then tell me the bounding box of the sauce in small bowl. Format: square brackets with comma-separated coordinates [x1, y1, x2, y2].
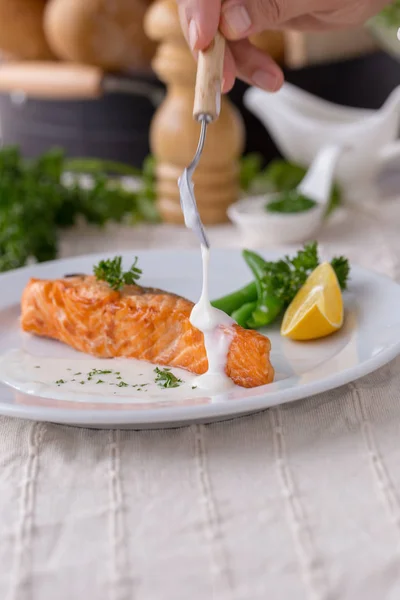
[228, 192, 325, 247]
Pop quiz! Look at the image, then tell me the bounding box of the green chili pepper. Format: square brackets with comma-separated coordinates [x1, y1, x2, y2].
[231, 301, 257, 328]
[242, 250, 284, 328]
[211, 281, 257, 315]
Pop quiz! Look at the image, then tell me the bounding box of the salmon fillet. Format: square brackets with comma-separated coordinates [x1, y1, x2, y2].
[21, 275, 274, 388]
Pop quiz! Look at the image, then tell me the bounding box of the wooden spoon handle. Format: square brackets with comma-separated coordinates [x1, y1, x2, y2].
[193, 31, 225, 122]
[0, 62, 103, 99]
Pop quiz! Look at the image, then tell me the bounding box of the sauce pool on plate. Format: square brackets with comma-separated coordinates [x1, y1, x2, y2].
[0, 350, 210, 402]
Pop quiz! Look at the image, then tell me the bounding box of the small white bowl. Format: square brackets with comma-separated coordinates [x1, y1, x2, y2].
[227, 194, 325, 247]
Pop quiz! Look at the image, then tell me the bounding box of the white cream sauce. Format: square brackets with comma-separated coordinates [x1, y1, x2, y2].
[189, 245, 235, 392]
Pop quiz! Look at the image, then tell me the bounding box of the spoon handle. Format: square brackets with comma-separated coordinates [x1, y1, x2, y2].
[193, 31, 225, 122]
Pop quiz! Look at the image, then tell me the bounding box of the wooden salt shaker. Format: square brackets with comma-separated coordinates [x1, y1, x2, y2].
[144, 0, 245, 224]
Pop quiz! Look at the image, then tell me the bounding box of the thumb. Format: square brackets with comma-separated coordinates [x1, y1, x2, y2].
[220, 0, 320, 39]
[177, 0, 221, 51]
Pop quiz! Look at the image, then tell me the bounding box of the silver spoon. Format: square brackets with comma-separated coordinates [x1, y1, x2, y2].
[178, 32, 226, 248]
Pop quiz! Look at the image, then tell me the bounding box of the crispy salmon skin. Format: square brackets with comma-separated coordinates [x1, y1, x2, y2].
[21, 275, 274, 388]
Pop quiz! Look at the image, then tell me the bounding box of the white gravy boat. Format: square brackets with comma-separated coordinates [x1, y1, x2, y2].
[244, 82, 400, 204]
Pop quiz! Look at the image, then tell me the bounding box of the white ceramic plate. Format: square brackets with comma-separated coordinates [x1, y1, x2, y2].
[1, 249, 400, 429]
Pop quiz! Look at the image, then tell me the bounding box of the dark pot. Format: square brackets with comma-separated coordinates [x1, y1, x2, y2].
[0, 72, 164, 168]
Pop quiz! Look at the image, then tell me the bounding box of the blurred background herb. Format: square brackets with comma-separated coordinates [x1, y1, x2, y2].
[375, 1, 400, 27]
[0, 145, 345, 273]
[0, 147, 159, 272]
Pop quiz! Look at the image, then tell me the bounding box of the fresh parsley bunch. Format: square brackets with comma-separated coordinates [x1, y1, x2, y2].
[0, 147, 159, 273]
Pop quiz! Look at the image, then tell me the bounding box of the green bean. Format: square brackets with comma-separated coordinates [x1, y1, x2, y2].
[246, 296, 283, 329]
[242, 250, 284, 328]
[211, 281, 257, 316]
[231, 301, 257, 328]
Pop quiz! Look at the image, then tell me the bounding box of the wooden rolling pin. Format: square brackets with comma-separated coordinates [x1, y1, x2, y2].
[0, 62, 164, 104]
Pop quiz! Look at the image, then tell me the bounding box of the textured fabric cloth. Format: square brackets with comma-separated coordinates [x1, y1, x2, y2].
[1, 190, 400, 600]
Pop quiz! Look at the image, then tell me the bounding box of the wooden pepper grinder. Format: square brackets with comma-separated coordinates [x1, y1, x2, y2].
[144, 0, 245, 224]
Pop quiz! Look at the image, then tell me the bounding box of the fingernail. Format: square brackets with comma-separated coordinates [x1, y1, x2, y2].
[188, 19, 198, 51]
[252, 70, 279, 91]
[222, 5, 252, 36]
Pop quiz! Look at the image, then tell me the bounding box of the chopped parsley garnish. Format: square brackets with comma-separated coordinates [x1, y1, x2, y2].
[93, 256, 142, 291]
[50, 364, 184, 394]
[154, 367, 183, 389]
[88, 368, 113, 377]
[265, 190, 316, 214]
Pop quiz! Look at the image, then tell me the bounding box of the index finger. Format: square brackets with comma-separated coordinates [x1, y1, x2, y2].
[177, 0, 221, 50]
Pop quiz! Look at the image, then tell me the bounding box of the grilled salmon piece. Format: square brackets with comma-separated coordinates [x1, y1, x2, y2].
[21, 276, 274, 388]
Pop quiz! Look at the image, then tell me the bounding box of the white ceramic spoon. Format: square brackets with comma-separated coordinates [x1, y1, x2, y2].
[228, 143, 345, 247]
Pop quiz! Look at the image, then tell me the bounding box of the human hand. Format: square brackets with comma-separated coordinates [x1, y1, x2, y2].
[177, 0, 390, 92]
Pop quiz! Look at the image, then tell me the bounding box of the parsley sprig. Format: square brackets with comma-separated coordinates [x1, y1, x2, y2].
[259, 242, 349, 306]
[93, 256, 142, 290]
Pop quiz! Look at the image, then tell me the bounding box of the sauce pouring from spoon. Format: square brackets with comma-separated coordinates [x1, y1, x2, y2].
[178, 32, 235, 392]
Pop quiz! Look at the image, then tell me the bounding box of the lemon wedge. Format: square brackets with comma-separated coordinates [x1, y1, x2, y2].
[281, 262, 344, 341]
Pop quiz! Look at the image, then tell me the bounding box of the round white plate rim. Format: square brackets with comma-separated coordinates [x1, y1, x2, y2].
[0, 249, 399, 428]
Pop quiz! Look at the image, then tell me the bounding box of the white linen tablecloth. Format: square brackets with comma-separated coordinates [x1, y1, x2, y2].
[1, 190, 400, 600]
